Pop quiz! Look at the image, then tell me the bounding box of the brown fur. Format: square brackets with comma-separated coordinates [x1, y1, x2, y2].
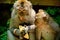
[35, 9, 56, 40]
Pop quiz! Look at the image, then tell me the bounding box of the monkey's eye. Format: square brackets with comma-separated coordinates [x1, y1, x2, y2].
[24, 6, 29, 10]
[17, 5, 20, 7]
[16, 5, 21, 9]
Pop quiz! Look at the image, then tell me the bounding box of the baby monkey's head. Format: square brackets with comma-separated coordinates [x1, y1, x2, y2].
[35, 9, 49, 25]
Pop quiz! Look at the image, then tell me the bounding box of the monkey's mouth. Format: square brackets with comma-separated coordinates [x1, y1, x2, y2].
[20, 12, 25, 16]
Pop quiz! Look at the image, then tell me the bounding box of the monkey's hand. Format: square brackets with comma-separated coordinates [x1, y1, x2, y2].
[12, 26, 25, 36]
[24, 26, 29, 33]
[24, 25, 36, 32]
[13, 29, 20, 36]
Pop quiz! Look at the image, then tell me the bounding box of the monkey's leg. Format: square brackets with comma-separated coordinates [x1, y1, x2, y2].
[42, 29, 55, 40]
[7, 30, 15, 40]
[36, 28, 41, 40]
[7, 30, 20, 40]
[29, 29, 35, 40]
[56, 32, 60, 40]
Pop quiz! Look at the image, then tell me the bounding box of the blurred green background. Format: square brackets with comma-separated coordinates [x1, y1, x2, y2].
[0, 0, 60, 40]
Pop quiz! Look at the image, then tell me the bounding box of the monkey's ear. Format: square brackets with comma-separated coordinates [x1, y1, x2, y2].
[30, 5, 32, 8]
[45, 12, 50, 20]
[35, 13, 40, 19]
[43, 12, 50, 22]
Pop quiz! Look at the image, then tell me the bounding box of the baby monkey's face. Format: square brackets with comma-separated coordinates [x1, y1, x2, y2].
[36, 9, 47, 19]
[35, 9, 49, 24]
[14, 0, 32, 16]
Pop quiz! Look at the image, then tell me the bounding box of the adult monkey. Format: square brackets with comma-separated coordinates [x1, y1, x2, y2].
[7, 0, 36, 40]
[35, 9, 60, 40]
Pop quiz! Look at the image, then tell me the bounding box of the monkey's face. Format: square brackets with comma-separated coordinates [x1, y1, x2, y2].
[36, 9, 47, 19]
[14, 0, 32, 16]
[35, 9, 49, 24]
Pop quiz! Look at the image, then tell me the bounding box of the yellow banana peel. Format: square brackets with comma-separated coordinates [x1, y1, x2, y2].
[19, 25, 25, 32]
[19, 25, 29, 39]
[24, 33, 29, 39]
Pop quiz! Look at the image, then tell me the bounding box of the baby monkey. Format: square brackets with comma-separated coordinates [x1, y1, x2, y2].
[35, 9, 60, 40]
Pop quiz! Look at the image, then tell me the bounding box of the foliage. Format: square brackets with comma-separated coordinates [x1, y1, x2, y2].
[54, 16, 60, 24]
[46, 7, 56, 15]
[0, 32, 7, 40]
[0, 26, 7, 40]
[0, 26, 7, 34]
[45, 7, 60, 25]
[6, 19, 10, 27]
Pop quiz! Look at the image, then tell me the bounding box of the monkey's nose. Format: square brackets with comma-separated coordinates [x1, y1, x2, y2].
[20, 9, 25, 12]
[20, 8, 26, 12]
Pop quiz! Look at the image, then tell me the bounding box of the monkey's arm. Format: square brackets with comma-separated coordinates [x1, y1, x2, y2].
[24, 24, 36, 32]
[11, 9, 15, 18]
[9, 27, 20, 36]
[24, 9, 36, 32]
[9, 16, 21, 36]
